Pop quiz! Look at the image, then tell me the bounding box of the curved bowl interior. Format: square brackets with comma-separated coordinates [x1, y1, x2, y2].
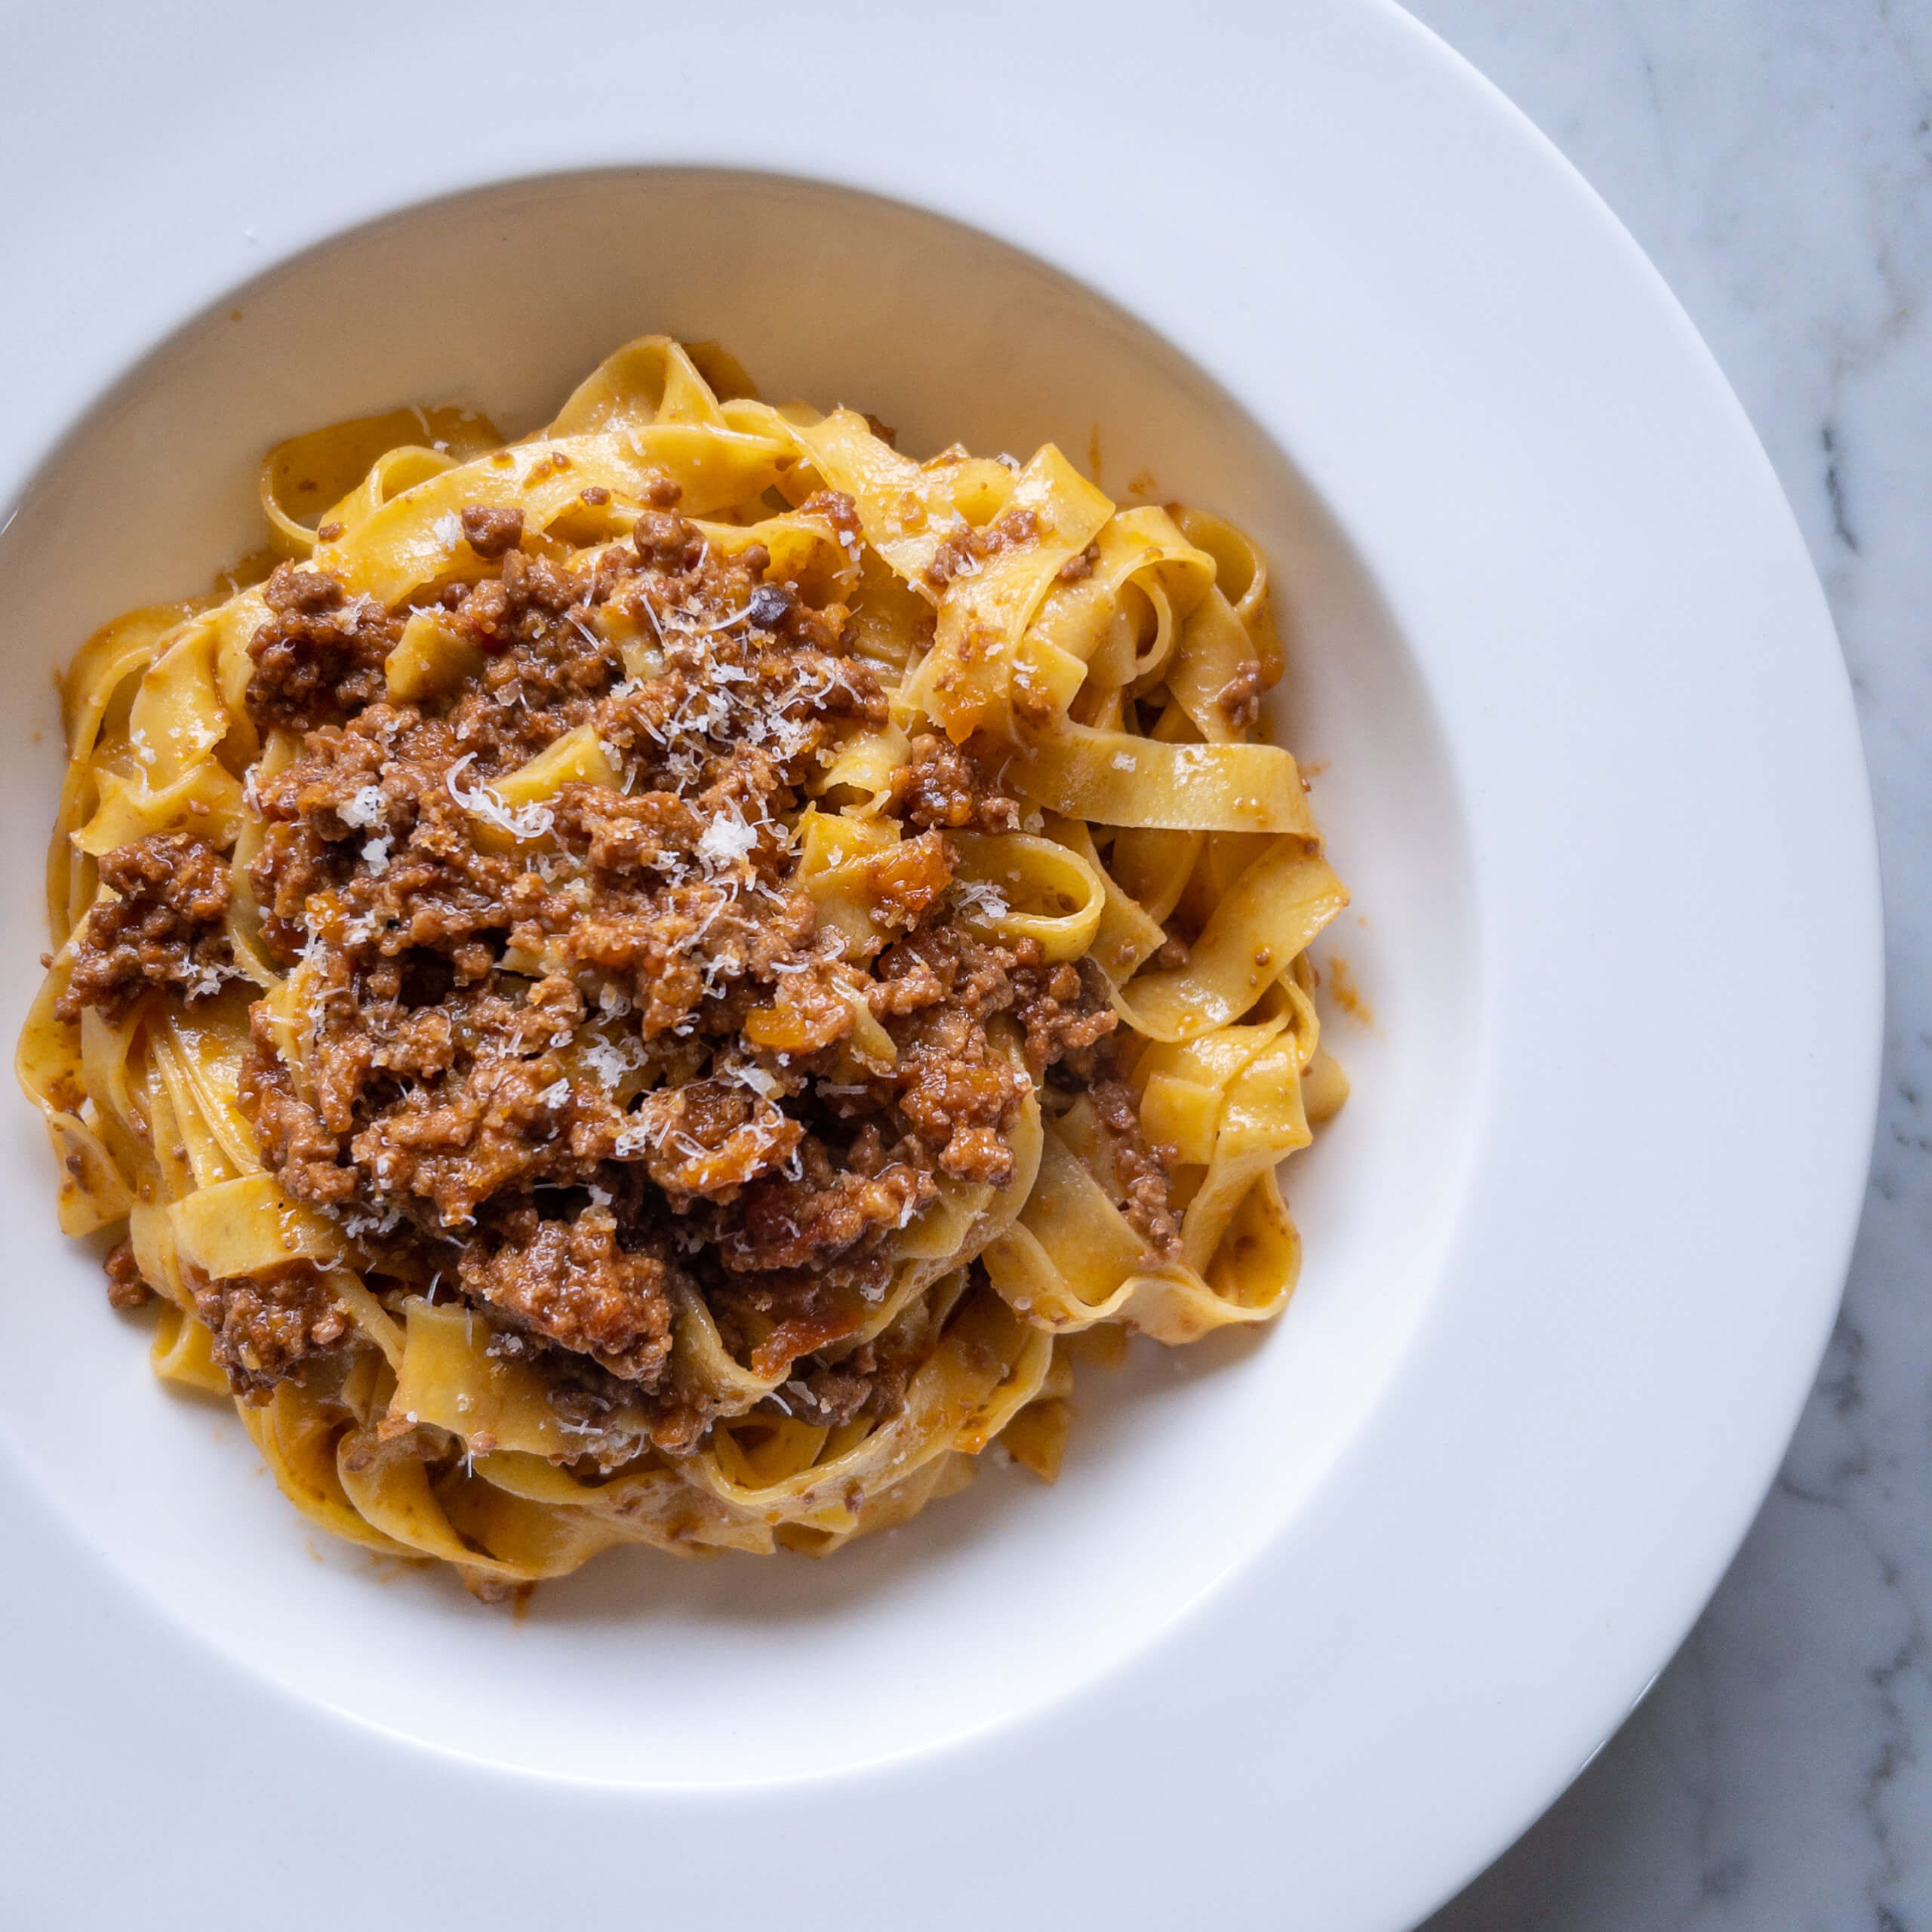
[0, 168, 1476, 1783]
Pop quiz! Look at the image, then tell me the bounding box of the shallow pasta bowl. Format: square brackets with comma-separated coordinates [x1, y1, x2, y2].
[0, 4, 1881, 1929]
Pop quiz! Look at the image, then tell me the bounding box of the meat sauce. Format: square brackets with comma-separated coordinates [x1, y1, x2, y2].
[66, 489, 1175, 1426]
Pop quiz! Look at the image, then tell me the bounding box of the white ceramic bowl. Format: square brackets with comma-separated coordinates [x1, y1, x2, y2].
[0, 6, 1881, 1928]
[0, 166, 1472, 1782]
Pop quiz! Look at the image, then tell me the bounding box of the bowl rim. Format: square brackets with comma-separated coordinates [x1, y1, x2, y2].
[0, 5, 1882, 1928]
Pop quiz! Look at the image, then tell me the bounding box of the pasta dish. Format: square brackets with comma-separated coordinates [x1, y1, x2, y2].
[18, 337, 1349, 1596]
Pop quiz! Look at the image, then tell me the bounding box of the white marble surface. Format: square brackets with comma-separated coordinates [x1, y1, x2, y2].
[1395, 2, 1932, 1924]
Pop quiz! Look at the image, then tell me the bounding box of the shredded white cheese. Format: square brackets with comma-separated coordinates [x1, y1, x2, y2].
[340, 784, 386, 829]
[955, 880, 1011, 920]
[445, 752, 554, 840]
[581, 1035, 635, 1090]
[696, 811, 758, 868]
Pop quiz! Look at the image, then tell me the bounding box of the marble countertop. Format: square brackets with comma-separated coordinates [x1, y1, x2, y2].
[1398, 2, 1932, 1924]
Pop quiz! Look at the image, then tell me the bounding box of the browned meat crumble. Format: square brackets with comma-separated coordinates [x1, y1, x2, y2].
[1216, 661, 1264, 733]
[921, 506, 1041, 595]
[884, 733, 1023, 833]
[245, 562, 399, 732]
[1094, 1077, 1184, 1260]
[62, 488, 1177, 1428]
[60, 831, 235, 1023]
[103, 1239, 152, 1309]
[458, 503, 524, 559]
[191, 1260, 351, 1401]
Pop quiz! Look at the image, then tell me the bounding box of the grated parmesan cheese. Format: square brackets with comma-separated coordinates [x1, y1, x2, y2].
[955, 879, 1010, 920]
[581, 1035, 635, 1090]
[445, 752, 555, 840]
[340, 784, 386, 829]
[696, 811, 758, 868]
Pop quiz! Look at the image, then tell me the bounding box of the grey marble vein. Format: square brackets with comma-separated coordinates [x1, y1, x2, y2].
[1400, 1, 1932, 1924]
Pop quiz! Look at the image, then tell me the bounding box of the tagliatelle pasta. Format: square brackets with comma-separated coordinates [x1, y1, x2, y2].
[18, 337, 1348, 1597]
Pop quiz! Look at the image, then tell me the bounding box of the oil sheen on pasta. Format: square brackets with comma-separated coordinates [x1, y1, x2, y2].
[18, 337, 1349, 1596]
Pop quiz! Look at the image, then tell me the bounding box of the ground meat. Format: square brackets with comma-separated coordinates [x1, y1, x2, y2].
[774, 1287, 937, 1426]
[921, 506, 1040, 593]
[714, 1137, 934, 1286]
[458, 1204, 672, 1382]
[884, 734, 1022, 832]
[1093, 1077, 1182, 1260]
[795, 489, 866, 574]
[103, 1239, 151, 1309]
[1056, 540, 1100, 584]
[868, 925, 1115, 1179]
[1150, 928, 1190, 973]
[624, 1078, 804, 1205]
[782, 1359, 872, 1425]
[223, 515, 1136, 1432]
[58, 832, 233, 1022]
[632, 508, 702, 572]
[192, 1261, 350, 1402]
[459, 503, 523, 558]
[872, 926, 1031, 1142]
[896, 1039, 1020, 1183]
[245, 563, 400, 732]
[1216, 661, 1263, 733]
[1014, 956, 1117, 1080]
